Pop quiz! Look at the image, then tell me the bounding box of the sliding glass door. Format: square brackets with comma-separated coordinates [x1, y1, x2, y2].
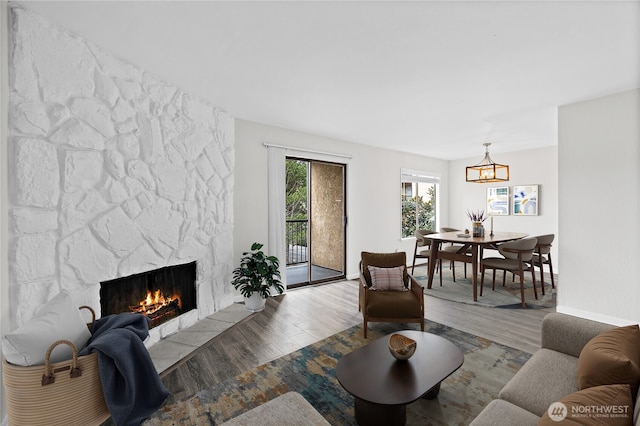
[285, 158, 346, 287]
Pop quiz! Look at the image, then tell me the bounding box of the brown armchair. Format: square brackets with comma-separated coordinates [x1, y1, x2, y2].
[359, 251, 425, 338]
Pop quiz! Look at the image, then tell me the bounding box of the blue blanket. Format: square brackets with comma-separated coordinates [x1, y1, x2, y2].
[80, 313, 170, 426]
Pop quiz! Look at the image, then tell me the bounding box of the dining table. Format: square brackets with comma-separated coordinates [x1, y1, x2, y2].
[426, 231, 528, 302]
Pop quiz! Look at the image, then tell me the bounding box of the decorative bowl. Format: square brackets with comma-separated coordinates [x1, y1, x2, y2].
[388, 334, 417, 361]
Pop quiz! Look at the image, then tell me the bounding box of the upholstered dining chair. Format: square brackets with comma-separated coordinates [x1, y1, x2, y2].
[431, 228, 473, 287]
[411, 230, 439, 275]
[439, 227, 469, 282]
[359, 251, 424, 338]
[480, 237, 538, 308]
[529, 234, 555, 295]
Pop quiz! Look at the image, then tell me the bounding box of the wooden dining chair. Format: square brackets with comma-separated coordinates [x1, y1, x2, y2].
[439, 227, 469, 282]
[412, 230, 441, 277]
[529, 234, 555, 295]
[434, 239, 473, 287]
[480, 237, 538, 308]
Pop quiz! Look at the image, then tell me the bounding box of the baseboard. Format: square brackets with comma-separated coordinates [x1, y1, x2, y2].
[555, 305, 635, 327]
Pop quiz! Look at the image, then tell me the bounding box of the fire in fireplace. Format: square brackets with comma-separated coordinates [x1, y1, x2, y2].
[100, 262, 197, 329]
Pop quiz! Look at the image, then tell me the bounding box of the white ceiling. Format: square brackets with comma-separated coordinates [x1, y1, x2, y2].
[17, 1, 640, 160]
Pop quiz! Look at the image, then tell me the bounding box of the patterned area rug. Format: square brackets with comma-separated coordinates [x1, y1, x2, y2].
[412, 264, 556, 309]
[144, 320, 531, 425]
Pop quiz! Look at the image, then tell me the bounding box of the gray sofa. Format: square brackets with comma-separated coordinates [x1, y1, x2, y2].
[471, 312, 640, 425]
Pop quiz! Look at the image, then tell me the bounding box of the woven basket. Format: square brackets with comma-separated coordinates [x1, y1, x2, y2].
[2, 307, 110, 426]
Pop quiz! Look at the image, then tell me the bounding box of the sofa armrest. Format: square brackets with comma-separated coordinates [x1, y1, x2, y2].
[541, 313, 615, 357]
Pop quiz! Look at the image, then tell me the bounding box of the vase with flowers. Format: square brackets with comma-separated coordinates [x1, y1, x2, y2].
[466, 210, 487, 237]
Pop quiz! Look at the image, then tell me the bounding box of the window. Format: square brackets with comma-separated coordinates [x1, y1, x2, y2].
[401, 169, 439, 238]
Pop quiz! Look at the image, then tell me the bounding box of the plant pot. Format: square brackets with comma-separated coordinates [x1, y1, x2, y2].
[244, 293, 266, 312]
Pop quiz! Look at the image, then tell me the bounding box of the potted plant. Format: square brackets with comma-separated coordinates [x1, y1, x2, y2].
[232, 242, 284, 312]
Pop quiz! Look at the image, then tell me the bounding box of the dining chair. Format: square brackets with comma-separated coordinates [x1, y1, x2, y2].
[433, 232, 473, 287]
[439, 227, 469, 282]
[529, 234, 555, 295]
[411, 230, 442, 278]
[480, 237, 538, 308]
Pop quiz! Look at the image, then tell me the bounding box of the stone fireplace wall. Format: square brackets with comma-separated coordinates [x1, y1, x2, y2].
[6, 6, 235, 344]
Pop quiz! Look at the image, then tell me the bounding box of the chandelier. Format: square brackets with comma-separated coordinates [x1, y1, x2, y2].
[465, 142, 509, 183]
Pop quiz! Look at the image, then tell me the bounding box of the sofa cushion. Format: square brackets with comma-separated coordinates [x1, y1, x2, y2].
[367, 265, 407, 291]
[499, 348, 580, 417]
[577, 325, 640, 398]
[538, 384, 633, 425]
[469, 399, 540, 426]
[221, 392, 330, 425]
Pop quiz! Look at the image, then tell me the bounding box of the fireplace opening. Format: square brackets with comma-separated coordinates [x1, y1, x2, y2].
[100, 262, 197, 329]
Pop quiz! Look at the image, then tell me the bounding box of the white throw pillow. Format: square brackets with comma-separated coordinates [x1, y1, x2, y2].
[2, 290, 91, 366]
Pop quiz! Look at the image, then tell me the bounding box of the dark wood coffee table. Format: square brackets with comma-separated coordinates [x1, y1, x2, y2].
[336, 330, 464, 426]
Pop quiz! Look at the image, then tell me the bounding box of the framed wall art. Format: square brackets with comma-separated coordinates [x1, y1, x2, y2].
[513, 185, 539, 216]
[486, 186, 509, 215]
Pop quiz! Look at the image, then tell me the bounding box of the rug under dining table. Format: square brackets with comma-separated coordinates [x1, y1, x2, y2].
[412, 264, 556, 309]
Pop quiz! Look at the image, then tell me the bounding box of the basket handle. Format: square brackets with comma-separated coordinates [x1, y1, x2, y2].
[41, 339, 83, 386]
[79, 305, 96, 329]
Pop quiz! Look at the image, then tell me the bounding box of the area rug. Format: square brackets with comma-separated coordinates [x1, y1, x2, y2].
[144, 320, 531, 425]
[412, 264, 556, 309]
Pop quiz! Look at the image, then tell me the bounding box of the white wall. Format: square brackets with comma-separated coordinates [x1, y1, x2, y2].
[558, 89, 640, 325]
[234, 119, 449, 279]
[448, 146, 559, 271]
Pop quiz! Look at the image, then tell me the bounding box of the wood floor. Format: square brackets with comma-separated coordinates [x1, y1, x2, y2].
[159, 279, 554, 402]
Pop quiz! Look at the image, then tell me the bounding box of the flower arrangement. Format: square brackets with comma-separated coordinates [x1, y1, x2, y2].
[466, 209, 487, 223]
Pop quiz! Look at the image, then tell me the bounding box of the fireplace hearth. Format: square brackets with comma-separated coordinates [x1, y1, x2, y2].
[100, 262, 197, 329]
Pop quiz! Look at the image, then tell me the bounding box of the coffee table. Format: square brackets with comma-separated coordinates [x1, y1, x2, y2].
[336, 330, 464, 426]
